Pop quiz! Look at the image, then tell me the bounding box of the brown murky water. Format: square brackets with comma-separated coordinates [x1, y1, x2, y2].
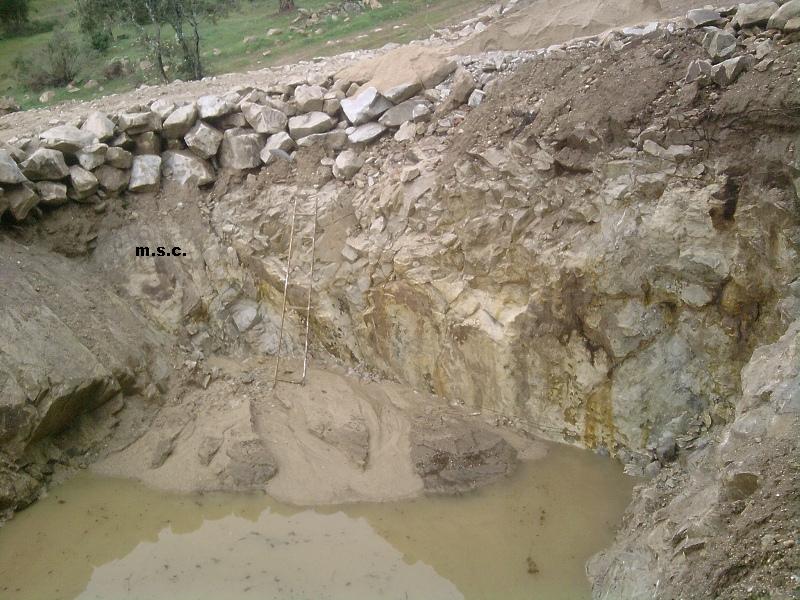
[0, 445, 635, 600]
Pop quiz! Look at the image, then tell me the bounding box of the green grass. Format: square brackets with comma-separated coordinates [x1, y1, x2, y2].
[0, 0, 491, 110]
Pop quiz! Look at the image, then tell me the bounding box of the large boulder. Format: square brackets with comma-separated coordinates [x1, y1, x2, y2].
[347, 122, 387, 144]
[197, 95, 236, 120]
[117, 111, 162, 135]
[768, 0, 800, 29]
[68, 166, 99, 200]
[260, 132, 296, 165]
[105, 147, 133, 169]
[733, 1, 779, 26]
[185, 121, 224, 159]
[332, 149, 364, 180]
[94, 165, 130, 194]
[21, 148, 69, 181]
[162, 103, 198, 138]
[219, 128, 265, 170]
[39, 125, 95, 154]
[129, 155, 162, 193]
[35, 181, 68, 206]
[384, 81, 423, 104]
[335, 45, 456, 91]
[81, 112, 116, 141]
[378, 99, 432, 127]
[288, 112, 337, 138]
[444, 68, 476, 109]
[76, 143, 108, 171]
[0, 150, 27, 185]
[161, 150, 215, 186]
[294, 85, 326, 112]
[240, 102, 288, 134]
[711, 54, 755, 86]
[295, 130, 348, 150]
[703, 29, 737, 62]
[685, 8, 723, 27]
[5, 185, 39, 220]
[341, 87, 392, 126]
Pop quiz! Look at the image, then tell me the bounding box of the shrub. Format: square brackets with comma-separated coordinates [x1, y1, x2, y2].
[88, 29, 113, 52]
[13, 30, 84, 91]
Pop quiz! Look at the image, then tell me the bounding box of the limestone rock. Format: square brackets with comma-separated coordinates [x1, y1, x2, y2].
[288, 112, 337, 138]
[75, 143, 108, 171]
[197, 95, 236, 120]
[134, 131, 161, 156]
[240, 102, 288, 134]
[686, 8, 723, 26]
[224, 439, 278, 488]
[445, 68, 476, 108]
[378, 99, 432, 127]
[394, 121, 417, 142]
[347, 122, 387, 144]
[711, 54, 755, 86]
[105, 147, 133, 169]
[21, 148, 69, 181]
[260, 132, 296, 165]
[161, 150, 215, 187]
[219, 128, 265, 170]
[81, 112, 116, 141]
[39, 125, 95, 154]
[0, 150, 27, 185]
[733, 1, 779, 26]
[68, 165, 99, 200]
[703, 29, 737, 62]
[94, 165, 130, 194]
[468, 89, 486, 107]
[185, 121, 224, 160]
[685, 59, 714, 84]
[295, 130, 348, 150]
[5, 184, 39, 220]
[129, 155, 162, 193]
[294, 85, 326, 112]
[34, 181, 68, 206]
[117, 111, 162, 135]
[341, 87, 393, 126]
[162, 103, 198, 138]
[149, 99, 177, 120]
[332, 149, 364, 180]
[767, 0, 800, 29]
[384, 81, 422, 103]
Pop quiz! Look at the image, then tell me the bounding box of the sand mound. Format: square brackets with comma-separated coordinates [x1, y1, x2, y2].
[336, 45, 457, 92]
[458, 0, 698, 53]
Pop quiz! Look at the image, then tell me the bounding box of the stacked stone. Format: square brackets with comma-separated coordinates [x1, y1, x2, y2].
[0, 62, 481, 223]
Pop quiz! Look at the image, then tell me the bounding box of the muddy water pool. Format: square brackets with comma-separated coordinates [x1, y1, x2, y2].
[0, 444, 635, 600]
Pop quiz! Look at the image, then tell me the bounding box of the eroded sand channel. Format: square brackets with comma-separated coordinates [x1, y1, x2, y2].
[0, 445, 633, 600]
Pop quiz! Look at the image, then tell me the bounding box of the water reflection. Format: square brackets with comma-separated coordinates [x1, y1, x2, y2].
[0, 444, 635, 600]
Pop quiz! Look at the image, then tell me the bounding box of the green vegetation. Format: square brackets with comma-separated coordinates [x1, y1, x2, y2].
[0, 0, 489, 110]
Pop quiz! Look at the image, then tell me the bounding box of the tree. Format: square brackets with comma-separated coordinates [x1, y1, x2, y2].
[0, 0, 30, 33]
[74, 0, 233, 82]
[279, 0, 295, 12]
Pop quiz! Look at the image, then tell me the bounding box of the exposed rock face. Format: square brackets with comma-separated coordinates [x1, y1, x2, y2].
[733, 1, 779, 27]
[0, 239, 168, 511]
[590, 321, 800, 599]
